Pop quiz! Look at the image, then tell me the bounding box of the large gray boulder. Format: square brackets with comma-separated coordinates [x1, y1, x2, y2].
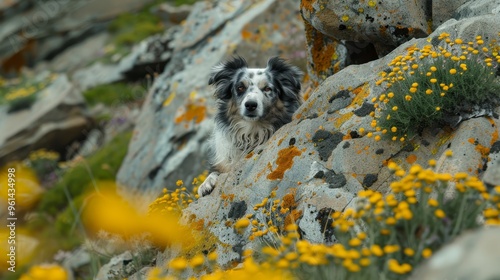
[116, 0, 307, 209]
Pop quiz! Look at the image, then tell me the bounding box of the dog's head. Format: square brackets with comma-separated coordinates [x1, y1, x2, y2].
[209, 56, 303, 121]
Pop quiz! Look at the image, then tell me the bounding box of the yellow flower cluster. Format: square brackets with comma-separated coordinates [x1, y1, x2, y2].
[148, 171, 207, 215]
[148, 251, 293, 280]
[20, 264, 68, 280]
[143, 161, 500, 279]
[371, 32, 500, 141]
[28, 149, 60, 162]
[4, 86, 37, 101]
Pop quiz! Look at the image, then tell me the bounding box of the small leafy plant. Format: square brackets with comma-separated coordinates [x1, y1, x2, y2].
[371, 32, 500, 141]
[0, 73, 56, 113]
[26, 149, 60, 183]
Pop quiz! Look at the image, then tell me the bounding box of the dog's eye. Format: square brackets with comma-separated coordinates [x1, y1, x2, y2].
[263, 86, 272, 92]
[237, 86, 246, 93]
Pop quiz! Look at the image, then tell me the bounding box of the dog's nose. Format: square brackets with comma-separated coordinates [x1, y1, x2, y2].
[245, 101, 258, 111]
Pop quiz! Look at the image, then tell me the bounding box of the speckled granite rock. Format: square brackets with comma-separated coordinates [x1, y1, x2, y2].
[410, 227, 500, 280]
[175, 13, 500, 269]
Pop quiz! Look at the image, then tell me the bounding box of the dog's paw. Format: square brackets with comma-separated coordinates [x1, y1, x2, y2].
[198, 172, 219, 197]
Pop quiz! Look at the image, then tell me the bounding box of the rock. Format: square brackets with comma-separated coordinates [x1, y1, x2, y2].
[47, 32, 109, 75]
[153, 3, 192, 25]
[301, 0, 429, 49]
[116, 0, 307, 210]
[300, 0, 430, 85]
[0, 0, 158, 75]
[61, 247, 91, 271]
[454, 0, 500, 19]
[72, 62, 125, 92]
[410, 227, 500, 280]
[95, 251, 133, 280]
[169, 11, 500, 270]
[432, 0, 469, 29]
[0, 74, 93, 165]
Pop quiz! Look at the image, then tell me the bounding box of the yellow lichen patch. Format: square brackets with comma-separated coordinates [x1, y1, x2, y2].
[163, 92, 176, 107]
[174, 101, 206, 124]
[431, 133, 454, 155]
[334, 111, 354, 129]
[267, 146, 303, 180]
[221, 193, 235, 201]
[350, 83, 370, 107]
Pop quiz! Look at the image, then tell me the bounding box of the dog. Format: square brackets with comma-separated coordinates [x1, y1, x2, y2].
[198, 56, 303, 197]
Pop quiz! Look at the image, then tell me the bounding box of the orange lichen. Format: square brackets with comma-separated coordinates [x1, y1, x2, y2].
[245, 151, 254, 159]
[281, 191, 297, 210]
[221, 193, 235, 201]
[193, 218, 205, 231]
[284, 209, 303, 228]
[343, 132, 352, 141]
[406, 154, 417, 164]
[267, 146, 303, 180]
[305, 21, 337, 77]
[241, 29, 253, 40]
[174, 102, 206, 124]
[300, 0, 315, 12]
[302, 86, 312, 101]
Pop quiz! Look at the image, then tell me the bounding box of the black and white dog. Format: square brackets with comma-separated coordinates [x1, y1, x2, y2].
[198, 56, 303, 197]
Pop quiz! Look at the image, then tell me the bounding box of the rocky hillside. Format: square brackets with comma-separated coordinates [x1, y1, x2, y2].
[2, 0, 500, 279]
[172, 0, 500, 272]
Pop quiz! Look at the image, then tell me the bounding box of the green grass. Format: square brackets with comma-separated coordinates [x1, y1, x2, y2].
[83, 83, 141, 106]
[36, 131, 133, 216]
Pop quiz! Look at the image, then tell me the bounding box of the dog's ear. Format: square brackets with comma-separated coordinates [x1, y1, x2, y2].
[209, 56, 248, 100]
[266, 57, 303, 102]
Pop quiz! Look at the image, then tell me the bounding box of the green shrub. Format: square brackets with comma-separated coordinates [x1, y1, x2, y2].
[371, 33, 500, 141]
[83, 83, 140, 106]
[37, 131, 132, 215]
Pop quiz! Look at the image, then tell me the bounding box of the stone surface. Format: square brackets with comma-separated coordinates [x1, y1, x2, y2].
[72, 62, 126, 92]
[455, 0, 500, 19]
[153, 3, 192, 25]
[47, 32, 109, 75]
[169, 11, 500, 270]
[301, 0, 429, 47]
[116, 0, 307, 209]
[95, 251, 133, 280]
[0, 74, 93, 165]
[433, 0, 469, 29]
[300, 0, 430, 85]
[0, 0, 158, 75]
[410, 227, 500, 280]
